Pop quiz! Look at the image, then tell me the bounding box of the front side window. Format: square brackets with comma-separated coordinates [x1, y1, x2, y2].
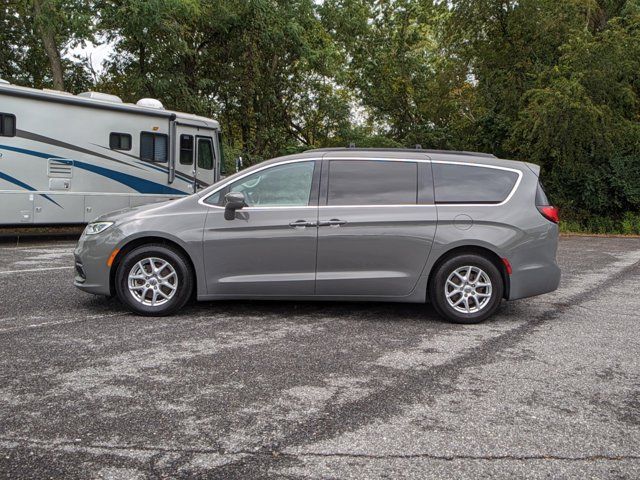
[140, 132, 168, 163]
[180, 135, 193, 165]
[217, 161, 315, 207]
[109, 132, 131, 150]
[197, 137, 214, 170]
[433, 164, 519, 204]
[327, 160, 418, 205]
[0, 113, 16, 137]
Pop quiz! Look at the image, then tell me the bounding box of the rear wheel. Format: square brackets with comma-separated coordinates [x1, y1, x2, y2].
[429, 254, 503, 324]
[115, 244, 193, 316]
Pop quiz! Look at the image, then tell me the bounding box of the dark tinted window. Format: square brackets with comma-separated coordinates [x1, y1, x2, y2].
[0, 113, 16, 137]
[140, 132, 168, 162]
[109, 132, 131, 150]
[180, 135, 193, 165]
[197, 137, 214, 170]
[328, 160, 418, 205]
[433, 164, 519, 204]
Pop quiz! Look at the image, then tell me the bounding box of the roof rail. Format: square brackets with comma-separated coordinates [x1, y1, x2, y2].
[309, 147, 497, 158]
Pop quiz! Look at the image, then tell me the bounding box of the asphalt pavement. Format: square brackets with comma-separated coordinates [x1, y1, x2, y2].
[0, 236, 639, 479]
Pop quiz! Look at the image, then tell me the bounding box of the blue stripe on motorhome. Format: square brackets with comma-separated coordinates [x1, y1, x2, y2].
[0, 144, 187, 195]
[133, 160, 204, 187]
[0, 171, 62, 207]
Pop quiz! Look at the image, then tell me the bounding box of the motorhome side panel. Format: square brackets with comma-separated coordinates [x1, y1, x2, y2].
[0, 93, 195, 225]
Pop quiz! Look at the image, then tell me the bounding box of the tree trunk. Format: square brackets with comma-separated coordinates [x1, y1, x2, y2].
[32, 0, 65, 91]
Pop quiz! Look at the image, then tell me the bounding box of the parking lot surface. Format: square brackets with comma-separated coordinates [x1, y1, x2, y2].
[0, 235, 639, 479]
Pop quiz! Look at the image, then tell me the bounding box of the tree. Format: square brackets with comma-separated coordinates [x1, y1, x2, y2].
[97, 0, 352, 160]
[1, 0, 93, 92]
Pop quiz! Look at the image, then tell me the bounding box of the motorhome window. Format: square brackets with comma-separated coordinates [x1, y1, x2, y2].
[0, 114, 16, 137]
[109, 133, 131, 150]
[197, 137, 214, 170]
[140, 132, 168, 163]
[180, 135, 193, 165]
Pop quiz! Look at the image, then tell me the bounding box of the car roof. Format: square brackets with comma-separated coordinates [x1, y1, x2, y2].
[260, 148, 533, 173]
[201, 148, 537, 198]
[309, 147, 496, 158]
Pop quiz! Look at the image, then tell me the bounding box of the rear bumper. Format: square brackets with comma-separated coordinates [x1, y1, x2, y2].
[508, 262, 561, 300]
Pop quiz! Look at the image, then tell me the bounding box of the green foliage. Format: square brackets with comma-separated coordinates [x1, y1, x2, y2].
[1, 0, 94, 91]
[560, 211, 640, 235]
[1, 0, 639, 234]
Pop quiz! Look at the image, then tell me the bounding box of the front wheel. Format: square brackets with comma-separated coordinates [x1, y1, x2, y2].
[429, 254, 504, 324]
[115, 244, 193, 316]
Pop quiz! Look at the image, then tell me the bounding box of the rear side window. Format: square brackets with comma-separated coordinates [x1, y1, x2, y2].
[327, 160, 418, 205]
[433, 164, 519, 204]
[140, 132, 168, 163]
[109, 132, 131, 150]
[180, 135, 193, 165]
[0, 113, 16, 137]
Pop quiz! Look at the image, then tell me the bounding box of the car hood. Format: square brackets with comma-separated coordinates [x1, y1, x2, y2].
[94, 196, 197, 223]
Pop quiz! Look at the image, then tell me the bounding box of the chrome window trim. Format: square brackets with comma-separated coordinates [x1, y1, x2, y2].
[198, 156, 523, 209]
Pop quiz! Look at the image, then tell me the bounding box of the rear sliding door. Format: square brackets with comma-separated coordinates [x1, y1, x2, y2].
[315, 157, 437, 297]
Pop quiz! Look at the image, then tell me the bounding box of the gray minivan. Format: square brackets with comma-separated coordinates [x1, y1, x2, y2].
[74, 148, 560, 323]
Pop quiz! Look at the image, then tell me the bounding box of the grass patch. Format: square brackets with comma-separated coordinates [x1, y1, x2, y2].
[560, 211, 640, 235]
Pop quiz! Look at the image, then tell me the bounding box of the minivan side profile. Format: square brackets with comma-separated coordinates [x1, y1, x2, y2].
[74, 148, 560, 323]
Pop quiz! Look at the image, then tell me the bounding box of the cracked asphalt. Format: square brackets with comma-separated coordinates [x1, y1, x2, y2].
[0, 235, 639, 479]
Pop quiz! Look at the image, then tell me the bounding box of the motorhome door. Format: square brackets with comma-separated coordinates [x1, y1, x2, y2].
[194, 135, 216, 190]
[175, 128, 216, 192]
[175, 128, 198, 192]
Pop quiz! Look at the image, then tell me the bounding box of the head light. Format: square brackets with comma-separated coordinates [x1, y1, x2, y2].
[84, 221, 114, 235]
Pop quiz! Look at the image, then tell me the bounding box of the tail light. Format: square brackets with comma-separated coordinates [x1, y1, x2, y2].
[537, 205, 559, 224]
[535, 182, 559, 224]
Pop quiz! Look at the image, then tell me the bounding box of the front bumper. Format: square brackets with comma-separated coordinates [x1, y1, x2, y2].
[73, 231, 118, 296]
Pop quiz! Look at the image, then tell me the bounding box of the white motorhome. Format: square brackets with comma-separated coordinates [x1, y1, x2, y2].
[0, 80, 223, 225]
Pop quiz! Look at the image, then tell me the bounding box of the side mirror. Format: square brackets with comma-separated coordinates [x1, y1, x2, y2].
[224, 191, 246, 220]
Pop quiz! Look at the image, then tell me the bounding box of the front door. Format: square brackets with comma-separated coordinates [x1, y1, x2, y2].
[202, 160, 320, 296]
[315, 157, 437, 297]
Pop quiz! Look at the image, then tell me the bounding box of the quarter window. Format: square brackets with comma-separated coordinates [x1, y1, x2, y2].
[140, 132, 168, 163]
[433, 164, 519, 204]
[180, 135, 193, 165]
[327, 160, 418, 205]
[213, 161, 315, 207]
[0, 113, 16, 137]
[109, 132, 131, 151]
[197, 137, 214, 170]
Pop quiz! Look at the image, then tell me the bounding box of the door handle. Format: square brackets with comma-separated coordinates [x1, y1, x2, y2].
[319, 219, 347, 227]
[289, 219, 317, 228]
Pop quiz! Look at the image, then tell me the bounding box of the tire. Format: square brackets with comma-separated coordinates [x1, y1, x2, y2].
[429, 253, 504, 324]
[115, 244, 194, 316]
